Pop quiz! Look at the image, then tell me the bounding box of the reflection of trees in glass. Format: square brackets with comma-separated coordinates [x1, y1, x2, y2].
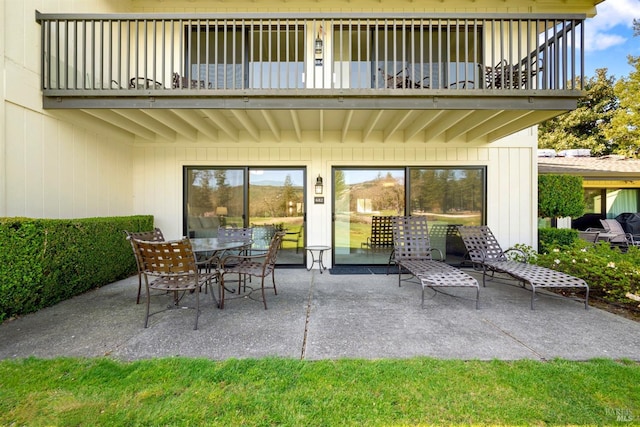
[214, 170, 230, 208]
[334, 170, 351, 213]
[411, 169, 482, 214]
[188, 169, 214, 215]
[282, 174, 298, 216]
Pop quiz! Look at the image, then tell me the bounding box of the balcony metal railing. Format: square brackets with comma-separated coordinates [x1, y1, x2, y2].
[36, 12, 584, 97]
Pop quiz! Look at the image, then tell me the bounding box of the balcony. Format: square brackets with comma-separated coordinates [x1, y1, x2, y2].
[35, 12, 586, 142]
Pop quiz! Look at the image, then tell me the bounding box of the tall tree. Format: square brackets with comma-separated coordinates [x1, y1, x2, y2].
[538, 69, 617, 155]
[603, 23, 640, 158]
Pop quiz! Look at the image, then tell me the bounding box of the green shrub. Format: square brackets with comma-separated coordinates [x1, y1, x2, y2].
[535, 240, 640, 304]
[538, 174, 585, 219]
[538, 227, 579, 252]
[0, 215, 154, 322]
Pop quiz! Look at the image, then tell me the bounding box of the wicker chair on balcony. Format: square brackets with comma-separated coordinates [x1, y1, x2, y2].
[458, 225, 589, 309]
[124, 228, 165, 304]
[219, 231, 286, 309]
[378, 67, 421, 89]
[130, 237, 218, 330]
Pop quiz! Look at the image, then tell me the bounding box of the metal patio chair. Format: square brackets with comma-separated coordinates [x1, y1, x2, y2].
[124, 228, 165, 304]
[130, 237, 218, 330]
[219, 231, 286, 310]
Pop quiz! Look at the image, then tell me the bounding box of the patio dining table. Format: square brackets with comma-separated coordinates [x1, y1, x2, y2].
[190, 237, 250, 267]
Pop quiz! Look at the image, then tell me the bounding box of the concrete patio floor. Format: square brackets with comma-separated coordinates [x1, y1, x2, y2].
[0, 268, 638, 361]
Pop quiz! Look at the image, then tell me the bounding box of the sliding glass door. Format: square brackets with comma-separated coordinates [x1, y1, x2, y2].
[333, 168, 405, 265]
[184, 167, 305, 265]
[333, 166, 485, 266]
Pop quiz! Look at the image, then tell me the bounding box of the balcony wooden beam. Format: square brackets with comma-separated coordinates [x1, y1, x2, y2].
[141, 110, 198, 141]
[290, 110, 302, 142]
[81, 109, 157, 141]
[341, 110, 354, 143]
[201, 110, 239, 142]
[424, 110, 473, 142]
[112, 109, 177, 141]
[261, 110, 281, 142]
[172, 110, 219, 141]
[229, 110, 260, 142]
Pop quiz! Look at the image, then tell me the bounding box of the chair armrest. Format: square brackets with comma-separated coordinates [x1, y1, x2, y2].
[430, 247, 445, 261]
[221, 252, 267, 268]
[503, 247, 528, 263]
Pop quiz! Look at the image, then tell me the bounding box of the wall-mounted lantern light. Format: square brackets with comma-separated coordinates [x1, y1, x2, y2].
[314, 25, 323, 66]
[314, 33, 323, 56]
[315, 175, 324, 195]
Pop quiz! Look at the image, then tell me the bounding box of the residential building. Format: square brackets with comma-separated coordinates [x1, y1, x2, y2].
[538, 152, 640, 230]
[1, 0, 603, 267]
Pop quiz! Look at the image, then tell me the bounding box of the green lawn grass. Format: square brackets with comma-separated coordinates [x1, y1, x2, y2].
[1, 357, 638, 425]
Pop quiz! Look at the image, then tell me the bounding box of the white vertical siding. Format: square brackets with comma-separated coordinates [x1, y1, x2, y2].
[133, 133, 537, 249]
[1, 0, 136, 219]
[4, 103, 134, 219]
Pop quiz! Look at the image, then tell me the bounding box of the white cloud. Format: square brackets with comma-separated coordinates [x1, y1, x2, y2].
[583, 0, 640, 52]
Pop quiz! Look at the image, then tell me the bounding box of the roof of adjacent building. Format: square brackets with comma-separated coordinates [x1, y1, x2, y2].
[538, 155, 640, 178]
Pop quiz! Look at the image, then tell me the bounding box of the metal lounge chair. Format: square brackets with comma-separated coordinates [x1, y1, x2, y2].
[392, 216, 479, 309]
[458, 225, 589, 309]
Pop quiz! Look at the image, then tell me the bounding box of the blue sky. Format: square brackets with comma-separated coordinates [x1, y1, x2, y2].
[584, 0, 640, 79]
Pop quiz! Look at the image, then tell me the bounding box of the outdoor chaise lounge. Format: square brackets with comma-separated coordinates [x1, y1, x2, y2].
[392, 216, 479, 309]
[458, 226, 589, 310]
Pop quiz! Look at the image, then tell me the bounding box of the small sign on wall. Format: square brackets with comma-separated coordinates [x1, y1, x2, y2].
[314, 196, 324, 204]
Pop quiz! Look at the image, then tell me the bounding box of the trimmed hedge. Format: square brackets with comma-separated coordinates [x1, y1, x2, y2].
[538, 227, 579, 253]
[0, 216, 154, 322]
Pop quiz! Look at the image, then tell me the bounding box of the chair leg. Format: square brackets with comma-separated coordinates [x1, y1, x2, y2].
[219, 275, 226, 309]
[144, 280, 151, 328]
[136, 273, 143, 304]
[194, 287, 200, 330]
[272, 272, 277, 295]
[261, 277, 268, 310]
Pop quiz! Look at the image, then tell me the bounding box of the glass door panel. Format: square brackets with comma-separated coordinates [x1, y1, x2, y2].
[333, 168, 405, 265]
[249, 169, 305, 264]
[409, 168, 485, 265]
[184, 168, 245, 237]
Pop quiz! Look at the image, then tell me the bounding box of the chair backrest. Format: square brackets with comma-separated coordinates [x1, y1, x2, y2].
[125, 228, 166, 272]
[369, 216, 395, 249]
[252, 225, 277, 250]
[125, 228, 165, 242]
[131, 238, 198, 276]
[218, 226, 253, 243]
[578, 231, 599, 243]
[457, 225, 506, 263]
[264, 231, 286, 268]
[601, 219, 625, 234]
[391, 216, 434, 261]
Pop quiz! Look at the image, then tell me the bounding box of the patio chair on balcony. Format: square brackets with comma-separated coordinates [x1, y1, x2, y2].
[378, 67, 421, 89]
[124, 228, 165, 304]
[458, 225, 589, 309]
[130, 237, 218, 330]
[219, 231, 286, 309]
[392, 216, 479, 309]
[171, 72, 212, 89]
[129, 77, 164, 89]
[484, 59, 539, 89]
